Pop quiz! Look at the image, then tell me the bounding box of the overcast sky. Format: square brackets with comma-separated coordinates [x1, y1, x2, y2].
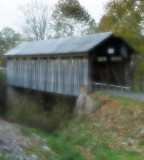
[0, 0, 109, 33]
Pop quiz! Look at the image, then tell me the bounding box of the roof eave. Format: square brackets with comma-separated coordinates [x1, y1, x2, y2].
[88, 33, 114, 53]
[5, 51, 88, 58]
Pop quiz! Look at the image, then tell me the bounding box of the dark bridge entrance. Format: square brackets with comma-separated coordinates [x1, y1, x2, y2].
[91, 60, 129, 85]
[89, 36, 133, 86]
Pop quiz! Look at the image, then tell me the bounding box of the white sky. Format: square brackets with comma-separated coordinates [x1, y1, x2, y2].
[0, 0, 109, 33]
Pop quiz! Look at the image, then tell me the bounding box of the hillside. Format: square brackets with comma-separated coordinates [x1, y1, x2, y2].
[0, 94, 144, 160]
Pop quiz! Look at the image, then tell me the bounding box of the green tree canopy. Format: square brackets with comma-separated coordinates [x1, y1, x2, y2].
[0, 27, 23, 66]
[52, 0, 96, 38]
[0, 27, 23, 54]
[97, 0, 144, 53]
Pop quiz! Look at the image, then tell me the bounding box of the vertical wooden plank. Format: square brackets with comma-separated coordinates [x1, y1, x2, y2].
[7, 56, 89, 96]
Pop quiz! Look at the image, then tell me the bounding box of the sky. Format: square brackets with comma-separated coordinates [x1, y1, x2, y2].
[0, 0, 109, 33]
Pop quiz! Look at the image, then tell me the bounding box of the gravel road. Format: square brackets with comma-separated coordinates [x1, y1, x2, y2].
[0, 119, 48, 160]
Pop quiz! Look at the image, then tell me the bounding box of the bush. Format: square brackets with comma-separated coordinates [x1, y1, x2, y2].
[6, 99, 71, 132]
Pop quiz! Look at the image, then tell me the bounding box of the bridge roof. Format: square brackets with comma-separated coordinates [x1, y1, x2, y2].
[4, 32, 113, 56]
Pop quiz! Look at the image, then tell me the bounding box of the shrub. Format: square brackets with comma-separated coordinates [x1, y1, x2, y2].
[6, 98, 71, 132]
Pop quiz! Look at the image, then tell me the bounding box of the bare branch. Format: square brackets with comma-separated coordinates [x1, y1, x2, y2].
[20, 0, 51, 41]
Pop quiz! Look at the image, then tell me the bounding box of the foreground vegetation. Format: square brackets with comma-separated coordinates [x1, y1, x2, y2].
[4, 94, 143, 160]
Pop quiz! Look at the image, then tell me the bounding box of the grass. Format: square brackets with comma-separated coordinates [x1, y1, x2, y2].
[0, 154, 21, 160]
[0, 156, 11, 160]
[16, 125, 86, 160]
[8, 94, 144, 159]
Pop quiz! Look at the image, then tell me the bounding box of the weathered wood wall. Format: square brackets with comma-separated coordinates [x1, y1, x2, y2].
[7, 57, 88, 96]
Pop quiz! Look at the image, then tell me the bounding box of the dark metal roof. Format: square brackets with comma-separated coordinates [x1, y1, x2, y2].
[4, 32, 113, 56]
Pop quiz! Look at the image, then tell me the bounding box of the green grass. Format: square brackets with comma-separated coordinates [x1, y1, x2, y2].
[0, 156, 11, 160]
[17, 125, 86, 160]
[0, 154, 22, 160]
[15, 94, 144, 159]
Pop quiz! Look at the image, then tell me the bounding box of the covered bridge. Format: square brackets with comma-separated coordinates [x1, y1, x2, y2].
[4, 32, 135, 96]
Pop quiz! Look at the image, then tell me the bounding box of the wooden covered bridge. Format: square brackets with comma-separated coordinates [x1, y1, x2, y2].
[4, 32, 135, 96]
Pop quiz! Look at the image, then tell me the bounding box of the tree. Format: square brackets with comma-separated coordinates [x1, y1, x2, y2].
[97, 0, 144, 82]
[20, 0, 51, 41]
[97, 0, 144, 53]
[0, 27, 23, 66]
[0, 27, 23, 54]
[52, 0, 96, 38]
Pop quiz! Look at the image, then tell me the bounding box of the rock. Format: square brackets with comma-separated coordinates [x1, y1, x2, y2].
[2, 146, 13, 153]
[42, 146, 51, 152]
[15, 156, 24, 160]
[0, 119, 42, 160]
[31, 154, 38, 160]
[138, 130, 144, 138]
[127, 138, 139, 148]
[85, 96, 95, 114]
[121, 142, 128, 146]
[75, 85, 96, 115]
[93, 123, 103, 130]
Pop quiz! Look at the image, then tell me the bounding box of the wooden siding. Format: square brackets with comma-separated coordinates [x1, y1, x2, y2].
[7, 57, 88, 96]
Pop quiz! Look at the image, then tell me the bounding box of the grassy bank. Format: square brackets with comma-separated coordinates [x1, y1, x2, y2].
[14, 94, 144, 160]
